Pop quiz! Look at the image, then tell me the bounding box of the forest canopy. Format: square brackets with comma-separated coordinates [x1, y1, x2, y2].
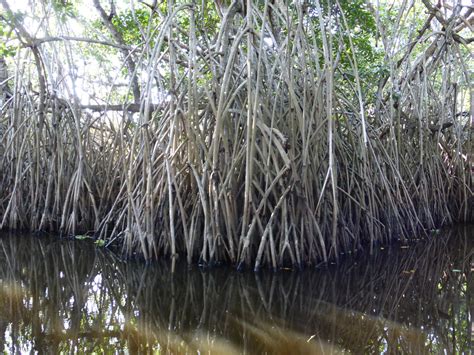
[1, 0, 470, 108]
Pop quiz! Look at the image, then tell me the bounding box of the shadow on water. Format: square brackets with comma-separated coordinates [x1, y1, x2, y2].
[0, 226, 472, 354]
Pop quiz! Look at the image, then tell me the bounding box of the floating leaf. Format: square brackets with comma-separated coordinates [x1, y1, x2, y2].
[95, 239, 106, 247]
[75, 235, 91, 240]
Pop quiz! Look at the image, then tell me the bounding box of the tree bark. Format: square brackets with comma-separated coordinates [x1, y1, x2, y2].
[0, 56, 10, 105]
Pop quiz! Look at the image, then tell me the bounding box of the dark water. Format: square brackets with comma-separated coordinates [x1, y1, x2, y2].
[0, 227, 472, 354]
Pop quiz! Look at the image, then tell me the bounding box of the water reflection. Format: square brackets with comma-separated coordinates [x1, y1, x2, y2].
[0, 227, 472, 354]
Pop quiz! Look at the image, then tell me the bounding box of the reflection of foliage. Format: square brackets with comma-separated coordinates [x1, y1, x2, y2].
[0, 227, 472, 353]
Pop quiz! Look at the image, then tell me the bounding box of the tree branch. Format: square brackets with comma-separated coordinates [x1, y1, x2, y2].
[80, 103, 160, 112]
[92, 0, 141, 104]
[32, 36, 133, 50]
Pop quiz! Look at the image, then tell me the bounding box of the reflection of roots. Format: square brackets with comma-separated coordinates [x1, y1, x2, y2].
[229, 316, 344, 355]
[0, 228, 470, 353]
[0, 283, 30, 321]
[230, 298, 429, 354]
[303, 304, 428, 354]
[123, 321, 242, 354]
[123, 317, 343, 354]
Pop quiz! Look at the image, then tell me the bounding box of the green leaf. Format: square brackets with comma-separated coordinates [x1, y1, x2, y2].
[95, 239, 106, 247]
[74, 235, 92, 240]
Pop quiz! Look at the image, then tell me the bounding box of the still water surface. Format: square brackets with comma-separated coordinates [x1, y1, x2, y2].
[0, 227, 472, 354]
